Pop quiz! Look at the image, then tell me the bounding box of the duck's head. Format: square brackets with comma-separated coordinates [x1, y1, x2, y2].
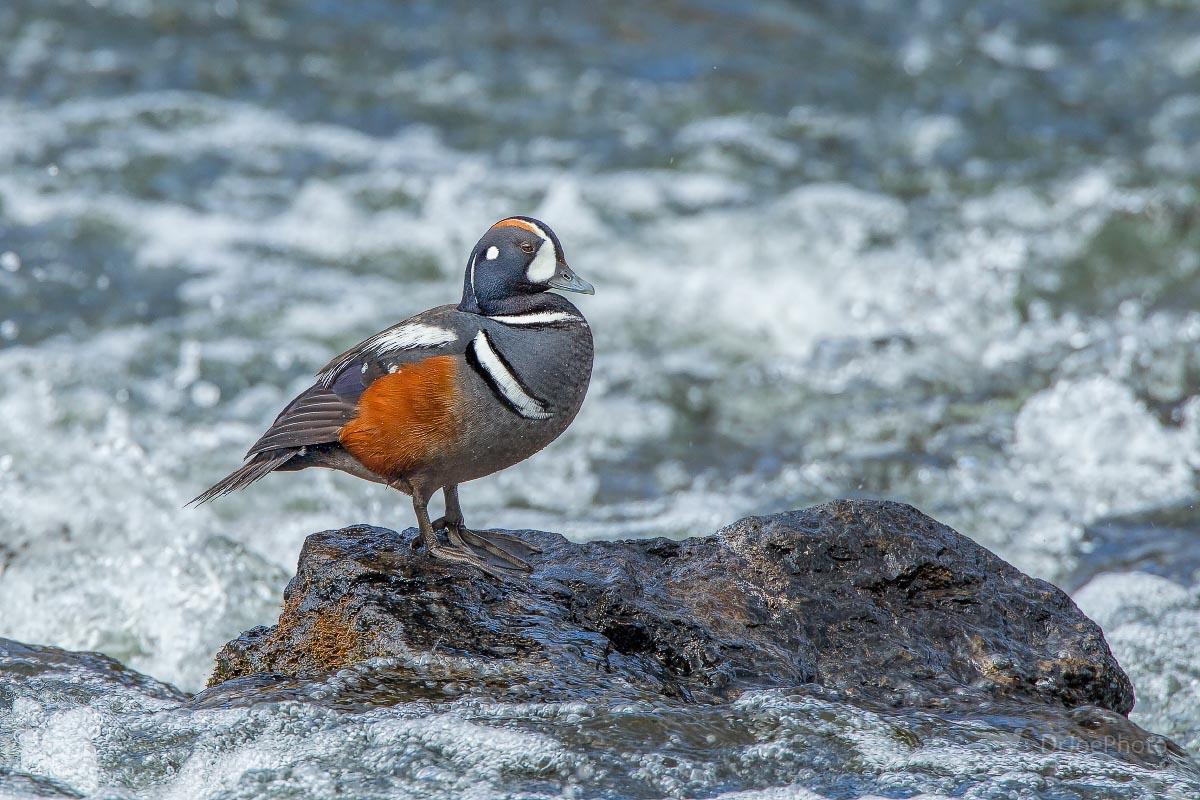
[459, 216, 594, 315]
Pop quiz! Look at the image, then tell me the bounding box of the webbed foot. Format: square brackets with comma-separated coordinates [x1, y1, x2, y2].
[445, 525, 536, 575]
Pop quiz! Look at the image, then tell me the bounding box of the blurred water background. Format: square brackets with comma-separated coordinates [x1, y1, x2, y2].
[2, 1, 1200, 797]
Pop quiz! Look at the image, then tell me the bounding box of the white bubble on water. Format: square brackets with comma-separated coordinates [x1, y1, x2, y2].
[1011, 376, 1195, 521]
[191, 381, 221, 408]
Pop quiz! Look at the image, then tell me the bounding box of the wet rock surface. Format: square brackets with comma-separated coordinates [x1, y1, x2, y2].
[208, 500, 1135, 716]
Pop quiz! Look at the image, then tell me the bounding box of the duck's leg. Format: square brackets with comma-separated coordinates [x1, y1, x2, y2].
[430, 483, 465, 532]
[439, 485, 541, 567]
[411, 487, 524, 579]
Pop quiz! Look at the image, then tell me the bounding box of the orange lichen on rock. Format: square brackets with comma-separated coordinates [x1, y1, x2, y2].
[268, 594, 363, 673]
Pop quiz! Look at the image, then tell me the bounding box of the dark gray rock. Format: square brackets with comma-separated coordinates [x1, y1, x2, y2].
[207, 499, 1135, 717]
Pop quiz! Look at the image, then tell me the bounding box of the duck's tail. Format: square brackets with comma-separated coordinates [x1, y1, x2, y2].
[187, 450, 297, 507]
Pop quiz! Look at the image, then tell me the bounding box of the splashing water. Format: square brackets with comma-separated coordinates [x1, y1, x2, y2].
[1, 0, 1199, 796]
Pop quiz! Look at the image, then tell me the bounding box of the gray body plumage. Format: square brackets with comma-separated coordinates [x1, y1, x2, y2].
[447, 301, 593, 488]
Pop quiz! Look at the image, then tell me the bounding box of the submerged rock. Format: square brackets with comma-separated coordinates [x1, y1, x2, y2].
[208, 499, 1135, 717]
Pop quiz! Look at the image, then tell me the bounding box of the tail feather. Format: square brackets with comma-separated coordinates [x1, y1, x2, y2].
[187, 450, 297, 506]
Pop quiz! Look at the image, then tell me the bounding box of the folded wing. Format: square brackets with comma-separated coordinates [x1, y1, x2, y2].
[189, 313, 469, 504]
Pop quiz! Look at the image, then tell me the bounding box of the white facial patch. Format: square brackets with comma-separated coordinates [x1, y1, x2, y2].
[526, 239, 557, 284]
[485, 246, 499, 260]
[470, 330, 552, 420]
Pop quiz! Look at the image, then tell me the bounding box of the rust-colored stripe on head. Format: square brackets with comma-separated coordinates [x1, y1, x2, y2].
[339, 355, 461, 480]
[491, 218, 545, 237]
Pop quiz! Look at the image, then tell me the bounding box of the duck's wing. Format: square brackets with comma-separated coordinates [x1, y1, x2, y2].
[189, 307, 474, 504]
[245, 307, 473, 458]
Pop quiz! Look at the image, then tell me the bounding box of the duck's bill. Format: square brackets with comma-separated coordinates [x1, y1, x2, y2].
[548, 268, 595, 295]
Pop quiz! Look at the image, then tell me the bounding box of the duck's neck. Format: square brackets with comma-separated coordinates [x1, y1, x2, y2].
[460, 289, 562, 318]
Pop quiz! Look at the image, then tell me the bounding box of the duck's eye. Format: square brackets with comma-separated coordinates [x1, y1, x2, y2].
[519, 241, 536, 254]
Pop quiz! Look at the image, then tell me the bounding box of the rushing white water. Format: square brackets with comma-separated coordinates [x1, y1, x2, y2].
[1, 0, 1199, 796]
[2, 641, 1197, 800]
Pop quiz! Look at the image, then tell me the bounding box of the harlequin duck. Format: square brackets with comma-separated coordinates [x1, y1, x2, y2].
[191, 216, 594, 578]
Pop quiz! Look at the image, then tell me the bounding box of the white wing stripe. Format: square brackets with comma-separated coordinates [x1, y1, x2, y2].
[470, 331, 552, 420]
[318, 323, 455, 385]
[366, 323, 456, 353]
[488, 311, 583, 326]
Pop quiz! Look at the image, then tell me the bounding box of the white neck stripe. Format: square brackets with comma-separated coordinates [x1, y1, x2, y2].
[470, 330, 552, 420]
[488, 311, 583, 326]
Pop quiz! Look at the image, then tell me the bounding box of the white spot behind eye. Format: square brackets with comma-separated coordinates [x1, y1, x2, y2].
[485, 246, 500, 260]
